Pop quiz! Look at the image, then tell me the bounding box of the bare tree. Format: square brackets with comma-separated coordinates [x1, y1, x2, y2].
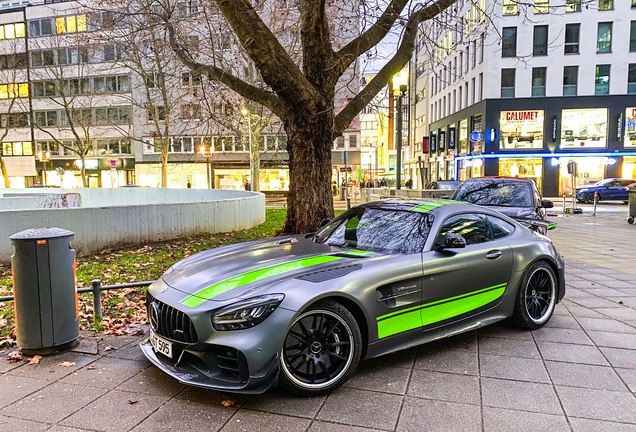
[160, 0, 459, 233]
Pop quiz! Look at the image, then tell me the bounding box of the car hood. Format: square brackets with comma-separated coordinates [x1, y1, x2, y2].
[160, 236, 375, 305]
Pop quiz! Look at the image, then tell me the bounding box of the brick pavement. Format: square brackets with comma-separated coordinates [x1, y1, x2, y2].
[1, 205, 636, 431]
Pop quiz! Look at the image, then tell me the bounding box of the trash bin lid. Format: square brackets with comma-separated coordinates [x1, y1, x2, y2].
[10, 227, 74, 241]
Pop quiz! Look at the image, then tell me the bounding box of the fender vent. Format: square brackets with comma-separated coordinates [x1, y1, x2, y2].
[296, 264, 362, 283]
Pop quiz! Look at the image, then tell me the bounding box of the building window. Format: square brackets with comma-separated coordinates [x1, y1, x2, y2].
[563, 66, 578, 96]
[471, 77, 476, 104]
[598, 0, 613, 10]
[28, 18, 53, 37]
[30, 50, 55, 68]
[34, 110, 58, 127]
[1, 142, 33, 156]
[597, 22, 612, 53]
[533, 25, 548, 55]
[500, 110, 544, 150]
[0, 83, 28, 99]
[103, 44, 123, 61]
[501, 69, 515, 98]
[564, 24, 580, 54]
[145, 73, 165, 88]
[566, 0, 581, 12]
[147, 106, 165, 122]
[631, 22, 636, 52]
[531, 67, 546, 97]
[55, 15, 87, 34]
[349, 135, 357, 148]
[336, 136, 344, 149]
[0, 23, 26, 39]
[502, 27, 517, 57]
[534, 0, 549, 14]
[471, 40, 477, 67]
[595, 65, 610, 95]
[561, 108, 607, 148]
[479, 73, 483, 101]
[479, 33, 484, 63]
[628, 64, 636, 94]
[503, 0, 517, 15]
[0, 53, 27, 70]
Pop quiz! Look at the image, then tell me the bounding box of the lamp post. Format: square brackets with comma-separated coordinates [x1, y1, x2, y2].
[37, 151, 50, 185]
[199, 144, 212, 188]
[241, 108, 259, 192]
[393, 69, 408, 190]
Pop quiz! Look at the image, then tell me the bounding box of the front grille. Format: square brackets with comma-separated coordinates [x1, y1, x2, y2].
[146, 292, 198, 344]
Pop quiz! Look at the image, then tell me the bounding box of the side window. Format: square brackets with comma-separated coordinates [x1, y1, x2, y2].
[486, 215, 515, 239]
[619, 180, 633, 187]
[436, 213, 493, 246]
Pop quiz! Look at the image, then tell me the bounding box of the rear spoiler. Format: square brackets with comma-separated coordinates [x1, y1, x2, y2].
[511, 217, 557, 231]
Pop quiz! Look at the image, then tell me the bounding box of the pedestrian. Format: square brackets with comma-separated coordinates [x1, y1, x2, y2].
[186, 181, 192, 188]
[405, 178, 413, 189]
[332, 181, 338, 196]
[244, 179, 251, 191]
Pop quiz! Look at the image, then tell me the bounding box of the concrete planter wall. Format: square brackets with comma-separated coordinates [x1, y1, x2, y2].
[359, 188, 456, 203]
[0, 189, 265, 264]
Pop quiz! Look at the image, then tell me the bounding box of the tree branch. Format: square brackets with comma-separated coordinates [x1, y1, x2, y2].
[213, 0, 321, 106]
[334, 1, 455, 136]
[166, 22, 286, 117]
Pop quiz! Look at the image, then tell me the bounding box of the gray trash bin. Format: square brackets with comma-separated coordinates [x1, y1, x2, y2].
[10, 227, 79, 355]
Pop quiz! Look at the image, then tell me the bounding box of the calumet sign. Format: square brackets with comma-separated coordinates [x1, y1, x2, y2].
[504, 111, 542, 122]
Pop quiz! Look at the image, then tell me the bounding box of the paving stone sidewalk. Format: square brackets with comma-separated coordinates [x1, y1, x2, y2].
[1, 210, 636, 432]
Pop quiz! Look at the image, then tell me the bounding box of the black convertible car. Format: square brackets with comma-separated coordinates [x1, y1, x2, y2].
[141, 199, 565, 395]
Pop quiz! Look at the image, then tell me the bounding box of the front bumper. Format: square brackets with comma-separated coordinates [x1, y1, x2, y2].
[140, 339, 280, 394]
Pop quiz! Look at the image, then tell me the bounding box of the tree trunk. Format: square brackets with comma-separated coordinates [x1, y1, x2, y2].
[162, 149, 168, 187]
[0, 157, 10, 188]
[282, 110, 335, 234]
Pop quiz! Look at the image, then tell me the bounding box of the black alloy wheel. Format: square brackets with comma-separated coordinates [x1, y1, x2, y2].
[513, 261, 557, 329]
[585, 192, 597, 204]
[280, 300, 361, 396]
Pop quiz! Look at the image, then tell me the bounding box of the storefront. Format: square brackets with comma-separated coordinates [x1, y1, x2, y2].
[500, 110, 544, 150]
[498, 158, 543, 192]
[558, 156, 611, 195]
[136, 163, 290, 190]
[561, 108, 608, 149]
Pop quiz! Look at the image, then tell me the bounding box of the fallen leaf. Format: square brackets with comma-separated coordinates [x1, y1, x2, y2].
[221, 400, 235, 407]
[7, 352, 22, 362]
[58, 361, 76, 368]
[28, 355, 42, 365]
[128, 399, 139, 404]
[104, 345, 114, 351]
[87, 365, 96, 370]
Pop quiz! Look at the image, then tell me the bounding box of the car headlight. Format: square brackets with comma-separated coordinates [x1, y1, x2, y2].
[211, 294, 285, 331]
[577, 189, 588, 194]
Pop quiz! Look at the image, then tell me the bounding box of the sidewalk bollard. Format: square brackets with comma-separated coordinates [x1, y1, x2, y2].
[562, 193, 566, 213]
[91, 279, 102, 321]
[592, 192, 599, 216]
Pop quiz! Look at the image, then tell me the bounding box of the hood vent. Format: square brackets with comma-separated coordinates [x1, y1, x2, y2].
[296, 264, 362, 283]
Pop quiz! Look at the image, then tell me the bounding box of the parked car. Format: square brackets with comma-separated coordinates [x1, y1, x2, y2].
[575, 178, 635, 204]
[425, 180, 462, 190]
[452, 177, 554, 233]
[141, 199, 565, 396]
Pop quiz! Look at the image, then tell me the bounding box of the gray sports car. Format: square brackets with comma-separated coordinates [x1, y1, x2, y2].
[140, 199, 565, 396]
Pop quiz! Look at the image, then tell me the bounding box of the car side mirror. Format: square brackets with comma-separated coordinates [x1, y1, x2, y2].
[320, 218, 333, 227]
[541, 199, 554, 209]
[435, 232, 467, 251]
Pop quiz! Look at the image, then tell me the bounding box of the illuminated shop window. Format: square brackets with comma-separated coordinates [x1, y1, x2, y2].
[499, 110, 544, 150]
[55, 15, 87, 34]
[0, 83, 29, 99]
[561, 108, 607, 148]
[0, 23, 26, 39]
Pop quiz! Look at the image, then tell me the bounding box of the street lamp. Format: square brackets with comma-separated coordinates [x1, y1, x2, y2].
[199, 144, 212, 188]
[241, 107, 259, 192]
[392, 68, 408, 190]
[37, 150, 50, 185]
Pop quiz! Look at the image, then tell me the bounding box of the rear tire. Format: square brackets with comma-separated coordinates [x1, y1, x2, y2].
[513, 261, 557, 330]
[280, 300, 362, 396]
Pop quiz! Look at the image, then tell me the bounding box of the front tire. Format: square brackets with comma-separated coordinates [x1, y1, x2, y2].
[513, 261, 557, 330]
[280, 300, 362, 396]
[585, 192, 596, 204]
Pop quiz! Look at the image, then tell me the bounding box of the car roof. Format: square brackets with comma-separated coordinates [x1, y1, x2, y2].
[463, 176, 532, 182]
[362, 198, 478, 214]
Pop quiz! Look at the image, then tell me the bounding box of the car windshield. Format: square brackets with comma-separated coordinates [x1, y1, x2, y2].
[314, 207, 431, 254]
[454, 180, 533, 207]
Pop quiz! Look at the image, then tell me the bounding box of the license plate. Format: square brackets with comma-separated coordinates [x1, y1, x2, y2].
[150, 329, 173, 358]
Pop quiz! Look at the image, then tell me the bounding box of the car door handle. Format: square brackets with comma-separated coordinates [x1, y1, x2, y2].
[486, 250, 502, 260]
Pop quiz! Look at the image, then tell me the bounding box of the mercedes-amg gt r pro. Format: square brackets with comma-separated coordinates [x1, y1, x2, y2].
[140, 199, 565, 396]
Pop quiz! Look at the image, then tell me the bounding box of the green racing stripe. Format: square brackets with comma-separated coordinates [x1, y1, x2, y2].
[180, 255, 344, 307]
[411, 200, 461, 213]
[376, 283, 507, 339]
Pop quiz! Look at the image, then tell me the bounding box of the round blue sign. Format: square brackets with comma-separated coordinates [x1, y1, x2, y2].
[469, 131, 483, 143]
